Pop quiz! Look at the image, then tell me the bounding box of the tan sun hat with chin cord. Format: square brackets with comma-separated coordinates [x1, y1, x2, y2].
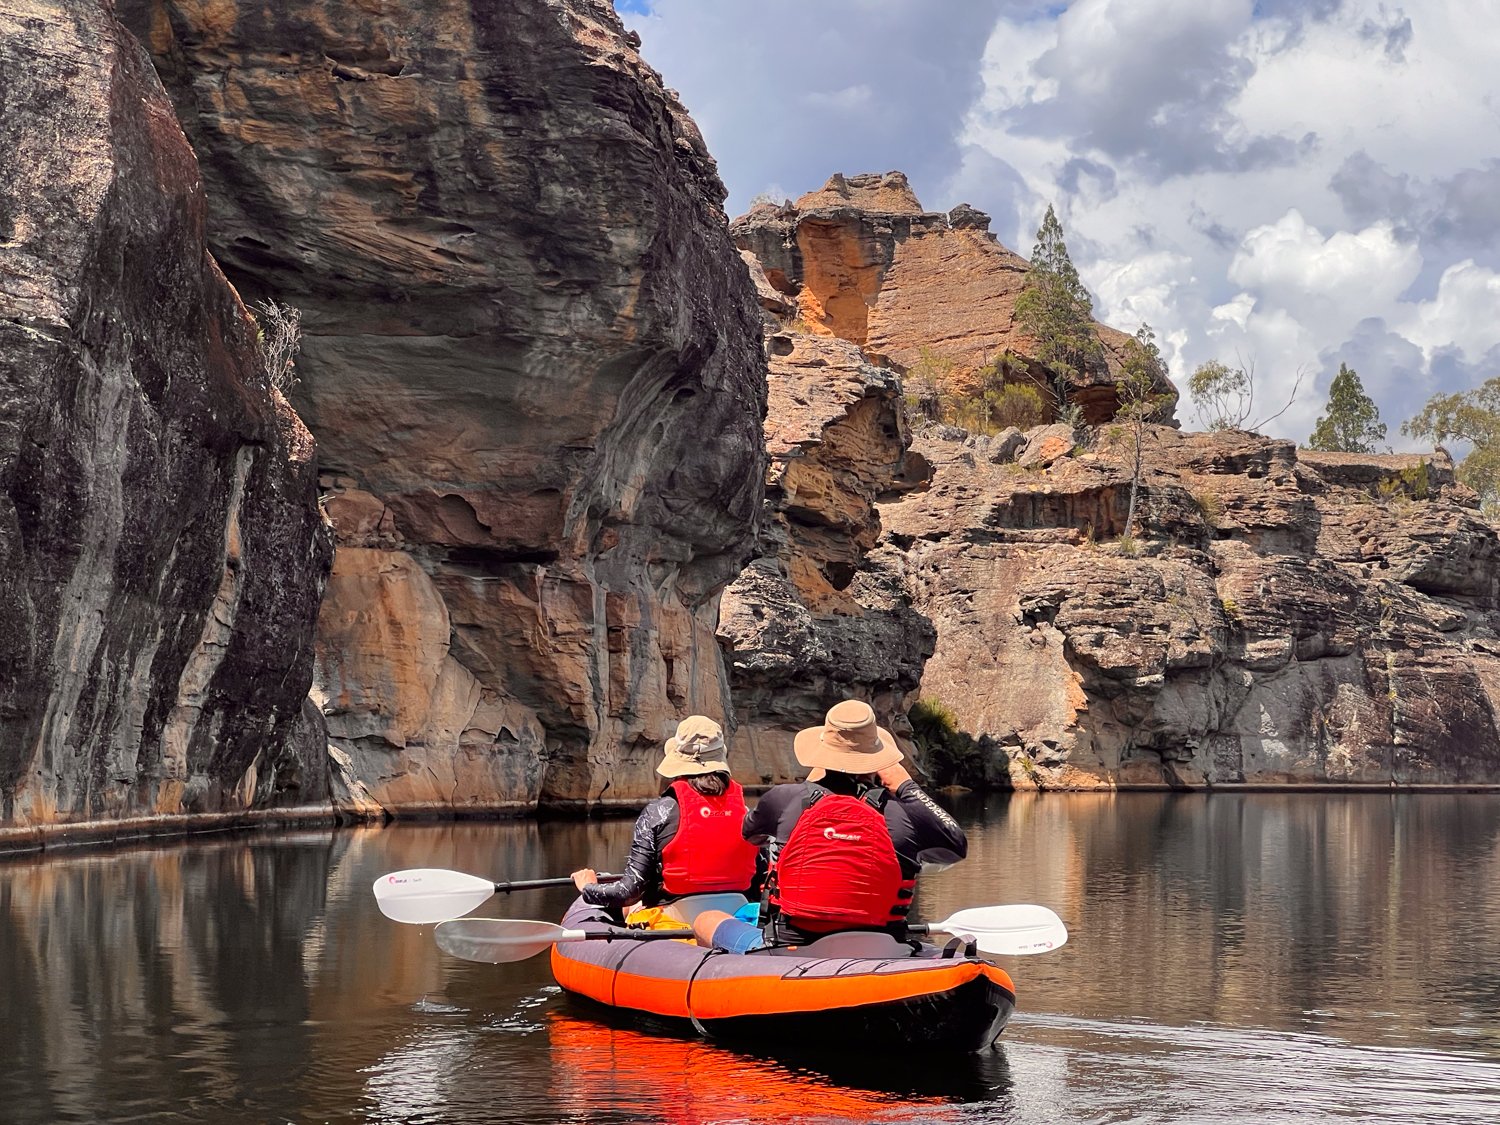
[657, 715, 731, 778]
[793, 700, 902, 775]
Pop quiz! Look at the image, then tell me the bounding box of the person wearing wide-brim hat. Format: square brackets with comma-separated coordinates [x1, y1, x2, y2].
[793, 697, 903, 780]
[692, 699, 969, 954]
[572, 716, 759, 917]
[657, 714, 734, 777]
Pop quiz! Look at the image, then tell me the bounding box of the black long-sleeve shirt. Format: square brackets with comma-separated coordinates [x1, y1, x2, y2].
[742, 778, 967, 877]
[580, 794, 680, 910]
[580, 791, 764, 910]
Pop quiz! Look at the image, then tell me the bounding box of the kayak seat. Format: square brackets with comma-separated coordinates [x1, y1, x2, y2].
[762, 930, 915, 959]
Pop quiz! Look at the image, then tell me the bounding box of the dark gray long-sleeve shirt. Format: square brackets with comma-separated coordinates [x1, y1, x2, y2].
[579, 791, 765, 910]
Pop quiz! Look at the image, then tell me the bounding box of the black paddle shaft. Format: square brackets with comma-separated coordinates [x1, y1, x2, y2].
[492, 873, 620, 894]
[906, 924, 977, 956]
[585, 927, 695, 942]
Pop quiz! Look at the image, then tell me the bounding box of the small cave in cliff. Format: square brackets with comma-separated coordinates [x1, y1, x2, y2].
[444, 545, 561, 575]
[823, 560, 857, 591]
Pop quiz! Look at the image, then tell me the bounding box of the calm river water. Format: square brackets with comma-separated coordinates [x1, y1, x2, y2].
[3, 793, 1499, 1124]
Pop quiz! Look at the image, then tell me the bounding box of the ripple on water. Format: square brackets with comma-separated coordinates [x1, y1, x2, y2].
[996, 1014, 1500, 1124]
[409, 998, 467, 1016]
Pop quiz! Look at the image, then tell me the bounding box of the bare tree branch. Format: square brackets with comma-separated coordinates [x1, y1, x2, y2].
[252, 299, 303, 396]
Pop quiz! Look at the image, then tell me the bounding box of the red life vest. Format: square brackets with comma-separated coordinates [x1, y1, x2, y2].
[770, 788, 908, 931]
[660, 780, 759, 896]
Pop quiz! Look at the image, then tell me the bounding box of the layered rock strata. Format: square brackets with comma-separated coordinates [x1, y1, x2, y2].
[718, 329, 932, 781]
[0, 0, 332, 836]
[732, 172, 1176, 423]
[121, 0, 768, 810]
[881, 425, 1500, 788]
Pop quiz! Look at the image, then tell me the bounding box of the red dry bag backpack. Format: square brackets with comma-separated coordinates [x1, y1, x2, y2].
[771, 788, 904, 931]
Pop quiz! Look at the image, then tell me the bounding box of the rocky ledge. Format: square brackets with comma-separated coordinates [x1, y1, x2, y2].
[717, 325, 932, 782]
[881, 424, 1500, 788]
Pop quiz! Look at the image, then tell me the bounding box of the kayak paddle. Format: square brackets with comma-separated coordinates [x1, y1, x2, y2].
[372, 868, 619, 925]
[435, 918, 694, 963]
[909, 904, 1068, 955]
[432, 903, 1068, 964]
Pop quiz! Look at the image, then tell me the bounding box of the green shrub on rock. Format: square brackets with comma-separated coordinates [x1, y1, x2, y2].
[909, 696, 982, 788]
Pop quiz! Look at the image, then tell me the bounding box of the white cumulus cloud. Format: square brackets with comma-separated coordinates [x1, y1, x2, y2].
[1228, 210, 1422, 327]
[1400, 261, 1500, 362]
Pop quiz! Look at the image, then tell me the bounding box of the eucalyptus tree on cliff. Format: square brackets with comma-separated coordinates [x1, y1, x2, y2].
[1404, 377, 1500, 509]
[1117, 325, 1173, 540]
[1014, 205, 1101, 419]
[1307, 363, 1386, 453]
[1187, 355, 1305, 435]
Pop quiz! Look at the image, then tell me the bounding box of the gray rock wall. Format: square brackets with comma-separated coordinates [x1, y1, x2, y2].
[884, 426, 1500, 788]
[0, 0, 332, 832]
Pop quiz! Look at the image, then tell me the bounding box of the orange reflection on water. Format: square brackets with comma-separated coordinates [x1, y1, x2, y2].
[546, 1011, 943, 1125]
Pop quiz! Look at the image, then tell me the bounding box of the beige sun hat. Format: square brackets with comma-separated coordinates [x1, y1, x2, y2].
[793, 700, 902, 775]
[657, 715, 731, 778]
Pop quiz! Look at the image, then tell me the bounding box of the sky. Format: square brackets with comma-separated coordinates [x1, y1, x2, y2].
[618, 0, 1500, 445]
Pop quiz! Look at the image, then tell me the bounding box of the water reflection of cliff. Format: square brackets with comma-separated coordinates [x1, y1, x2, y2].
[923, 793, 1500, 1053]
[0, 832, 338, 1124]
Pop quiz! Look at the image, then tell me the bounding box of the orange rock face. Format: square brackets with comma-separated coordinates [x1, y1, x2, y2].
[733, 171, 1177, 424]
[122, 0, 769, 812]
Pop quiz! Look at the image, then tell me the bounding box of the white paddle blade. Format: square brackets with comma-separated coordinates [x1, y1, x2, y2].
[372, 869, 497, 924]
[435, 919, 586, 964]
[933, 904, 1069, 956]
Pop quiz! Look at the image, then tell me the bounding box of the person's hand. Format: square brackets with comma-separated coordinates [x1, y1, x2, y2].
[571, 868, 597, 891]
[877, 762, 912, 791]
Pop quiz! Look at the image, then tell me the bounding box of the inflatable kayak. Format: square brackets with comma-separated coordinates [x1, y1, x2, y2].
[549, 896, 1017, 1052]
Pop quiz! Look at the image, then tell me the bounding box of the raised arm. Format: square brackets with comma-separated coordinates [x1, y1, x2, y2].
[877, 763, 968, 871]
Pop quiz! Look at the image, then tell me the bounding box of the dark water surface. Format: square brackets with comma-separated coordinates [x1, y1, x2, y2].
[3, 793, 1499, 1124]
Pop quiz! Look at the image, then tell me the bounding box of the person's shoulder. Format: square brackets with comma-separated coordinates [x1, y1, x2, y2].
[760, 781, 811, 803]
[639, 792, 677, 821]
[762, 780, 809, 794]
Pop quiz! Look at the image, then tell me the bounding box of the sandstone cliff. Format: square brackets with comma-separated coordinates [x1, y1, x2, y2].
[717, 325, 932, 781]
[732, 171, 1176, 424]
[882, 425, 1500, 787]
[0, 1, 332, 839]
[724, 172, 1499, 789]
[120, 0, 769, 811]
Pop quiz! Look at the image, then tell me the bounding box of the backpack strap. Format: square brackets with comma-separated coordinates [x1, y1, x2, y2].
[859, 784, 888, 813]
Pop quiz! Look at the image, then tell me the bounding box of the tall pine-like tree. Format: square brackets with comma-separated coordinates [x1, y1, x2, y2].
[1307, 363, 1386, 453]
[1014, 205, 1101, 412]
